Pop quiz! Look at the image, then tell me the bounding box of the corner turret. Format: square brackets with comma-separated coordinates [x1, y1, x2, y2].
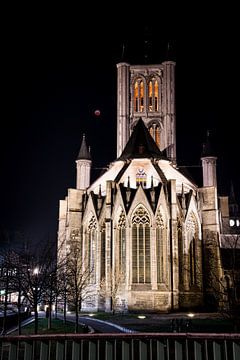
[76, 134, 92, 190]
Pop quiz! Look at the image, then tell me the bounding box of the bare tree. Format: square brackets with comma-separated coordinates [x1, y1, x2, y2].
[99, 267, 124, 314]
[65, 240, 93, 333]
[17, 242, 57, 334]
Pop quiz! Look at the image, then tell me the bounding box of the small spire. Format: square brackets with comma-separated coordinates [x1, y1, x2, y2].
[98, 184, 102, 198]
[151, 175, 154, 190]
[127, 176, 130, 190]
[77, 134, 91, 160]
[121, 43, 126, 61]
[229, 181, 236, 204]
[126, 176, 131, 205]
[181, 184, 186, 215]
[201, 130, 214, 157]
[143, 26, 151, 64]
[97, 184, 102, 215]
[150, 176, 155, 208]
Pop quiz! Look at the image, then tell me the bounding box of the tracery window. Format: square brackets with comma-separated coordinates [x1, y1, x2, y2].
[132, 206, 150, 283]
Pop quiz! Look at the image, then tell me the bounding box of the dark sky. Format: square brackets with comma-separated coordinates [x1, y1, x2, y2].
[1, 13, 239, 246]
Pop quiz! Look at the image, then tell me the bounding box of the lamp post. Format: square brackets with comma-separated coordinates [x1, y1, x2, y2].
[32, 267, 39, 334]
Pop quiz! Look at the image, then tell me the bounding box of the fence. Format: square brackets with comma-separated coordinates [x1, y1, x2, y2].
[0, 332, 239, 360]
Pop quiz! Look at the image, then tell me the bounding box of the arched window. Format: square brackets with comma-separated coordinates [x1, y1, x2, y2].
[149, 123, 161, 147]
[117, 210, 126, 279]
[86, 215, 97, 283]
[132, 206, 150, 283]
[134, 79, 145, 112]
[189, 238, 196, 286]
[177, 220, 183, 288]
[156, 211, 165, 283]
[100, 224, 105, 280]
[186, 213, 198, 287]
[148, 78, 159, 112]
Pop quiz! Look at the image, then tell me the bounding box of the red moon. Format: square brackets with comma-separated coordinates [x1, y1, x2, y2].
[94, 109, 101, 116]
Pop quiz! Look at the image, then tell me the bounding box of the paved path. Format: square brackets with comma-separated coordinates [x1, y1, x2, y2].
[57, 313, 133, 333]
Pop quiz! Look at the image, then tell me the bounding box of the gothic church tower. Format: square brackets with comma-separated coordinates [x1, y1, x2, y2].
[117, 61, 176, 163]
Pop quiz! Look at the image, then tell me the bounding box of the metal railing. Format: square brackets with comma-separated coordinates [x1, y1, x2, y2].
[0, 332, 239, 360]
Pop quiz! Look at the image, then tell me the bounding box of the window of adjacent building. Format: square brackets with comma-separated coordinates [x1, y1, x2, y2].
[236, 219, 240, 227]
[132, 206, 150, 283]
[230, 219, 235, 227]
[149, 123, 161, 147]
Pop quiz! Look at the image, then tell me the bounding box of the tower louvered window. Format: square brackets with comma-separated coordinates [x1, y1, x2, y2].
[132, 206, 150, 283]
[134, 79, 145, 112]
[148, 78, 159, 112]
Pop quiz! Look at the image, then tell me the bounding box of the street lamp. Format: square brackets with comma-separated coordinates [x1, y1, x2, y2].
[33, 267, 39, 276]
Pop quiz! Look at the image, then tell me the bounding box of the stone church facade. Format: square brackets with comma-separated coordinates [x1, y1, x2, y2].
[57, 60, 239, 313]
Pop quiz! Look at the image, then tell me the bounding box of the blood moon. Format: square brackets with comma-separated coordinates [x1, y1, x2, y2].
[94, 109, 101, 117]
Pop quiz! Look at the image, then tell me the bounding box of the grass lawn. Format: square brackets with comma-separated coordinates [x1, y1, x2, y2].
[11, 318, 85, 335]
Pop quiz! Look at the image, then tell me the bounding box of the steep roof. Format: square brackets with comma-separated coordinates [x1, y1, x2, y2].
[118, 118, 167, 161]
[77, 134, 91, 160]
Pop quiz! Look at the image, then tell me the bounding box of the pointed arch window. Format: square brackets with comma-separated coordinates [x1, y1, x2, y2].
[148, 78, 159, 112]
[186, 214, 198, 287]
[149, 123, 161, 147]
[117, 210, 126, 279]
[177, 220, 183, 288]
[134, 79, 145, 112]
[189, 237, 196, 286]
[86, 215, 97, 283]
[132, 206, 150, 283]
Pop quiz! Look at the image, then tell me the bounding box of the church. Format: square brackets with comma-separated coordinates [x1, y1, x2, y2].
[57, 60, 240, 313]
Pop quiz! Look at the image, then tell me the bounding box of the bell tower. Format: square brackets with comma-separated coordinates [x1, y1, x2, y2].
[117, 61, 176, 163]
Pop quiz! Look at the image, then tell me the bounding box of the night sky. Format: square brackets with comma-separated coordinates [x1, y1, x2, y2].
[1, 13, 239, 246]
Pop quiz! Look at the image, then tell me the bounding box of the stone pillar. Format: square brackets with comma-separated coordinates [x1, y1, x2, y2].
[162, 61, 176, 164]
[105, 180, 113, 312]
[169, 179, 179, 309]
[200, 186, 223, 308]
[201, 156, 217, 187]
[117, 62, 130, 158]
